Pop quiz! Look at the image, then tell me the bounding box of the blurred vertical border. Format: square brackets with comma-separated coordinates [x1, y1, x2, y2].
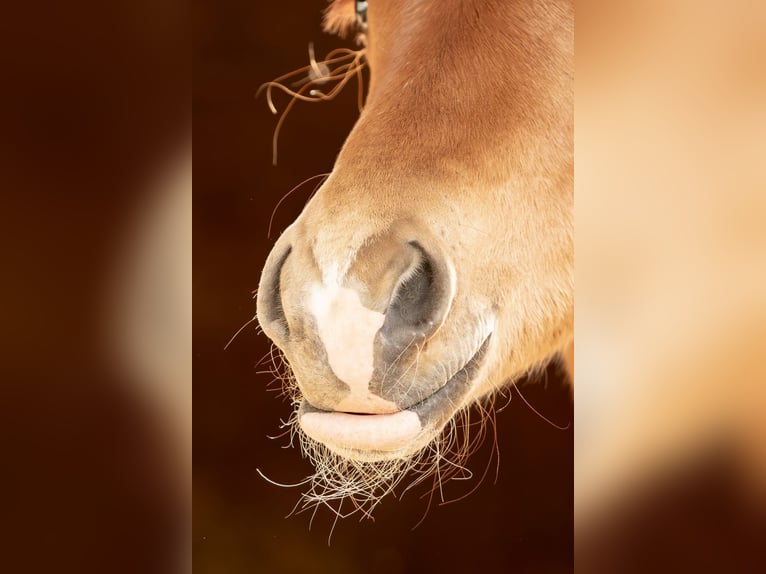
[575, 0, 766, 571]
[0, 1, 190, 573]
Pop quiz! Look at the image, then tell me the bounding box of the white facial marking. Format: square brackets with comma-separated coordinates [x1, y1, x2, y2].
[309, 282, 398, 413]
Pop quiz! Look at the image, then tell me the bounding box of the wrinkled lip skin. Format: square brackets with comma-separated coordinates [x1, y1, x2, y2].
[298, 335, 492, 461]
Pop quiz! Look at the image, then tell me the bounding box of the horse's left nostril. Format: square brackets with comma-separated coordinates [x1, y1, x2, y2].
[380, 241, 452, 347]
[256, 245, 291, 342]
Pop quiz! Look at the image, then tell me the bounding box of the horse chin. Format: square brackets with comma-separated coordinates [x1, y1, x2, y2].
[297, 334, 493, 462]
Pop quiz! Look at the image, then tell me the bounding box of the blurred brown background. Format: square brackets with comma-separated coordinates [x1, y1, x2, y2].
[193, 1, 573, 573]
[1, 1, 188, 573]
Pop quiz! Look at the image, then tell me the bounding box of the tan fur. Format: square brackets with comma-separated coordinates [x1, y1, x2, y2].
[259, 0, 573, 475]
[323, 0, 363, 41]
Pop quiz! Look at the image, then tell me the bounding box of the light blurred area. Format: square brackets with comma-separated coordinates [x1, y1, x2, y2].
[0, 1, 189, 573]
[104, 144, 192, 572]
[576, 0, 766, 570]
[109, 149, 192, 489]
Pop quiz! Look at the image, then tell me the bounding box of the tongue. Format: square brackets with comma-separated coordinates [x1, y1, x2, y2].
[300, 409, 423, 454]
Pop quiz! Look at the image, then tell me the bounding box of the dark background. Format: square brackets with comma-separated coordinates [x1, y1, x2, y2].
[1, 1, 188, 572]
[193, 1, 573, 573]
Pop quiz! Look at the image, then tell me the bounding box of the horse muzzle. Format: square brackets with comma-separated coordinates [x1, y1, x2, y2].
[256, 220, 493, 460]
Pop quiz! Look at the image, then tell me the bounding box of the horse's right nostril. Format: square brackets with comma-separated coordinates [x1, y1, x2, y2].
[380, 241, 452, 347]
[256, 245, 291, 341]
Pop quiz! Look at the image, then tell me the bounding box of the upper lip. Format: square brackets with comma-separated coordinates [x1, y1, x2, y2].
[301, 333, 492, 421]
[407, 334, 491, 421]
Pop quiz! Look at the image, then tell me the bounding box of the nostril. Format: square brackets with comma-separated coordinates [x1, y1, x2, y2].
[388, 243, 436, 328]
[257, 245, 291, 341]
[381, 241, 450, 345]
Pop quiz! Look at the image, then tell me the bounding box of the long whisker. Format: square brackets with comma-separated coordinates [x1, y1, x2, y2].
[224, 314, 258, 350]
[268, 172, 330, 239]
[514, 383, 571, 430]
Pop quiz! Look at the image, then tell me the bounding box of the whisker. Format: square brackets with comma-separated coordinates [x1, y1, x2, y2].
[513, 383, 570, 430]
[268, 172, 330, 239]
[256, 468, 312, 488]
[224, 314, 258, 350]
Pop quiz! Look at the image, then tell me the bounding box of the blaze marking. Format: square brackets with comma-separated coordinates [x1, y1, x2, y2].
[309, 283, 398, 413]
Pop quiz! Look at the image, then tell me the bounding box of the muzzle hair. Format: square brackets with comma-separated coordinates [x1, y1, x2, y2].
[260, 347, 501, 523]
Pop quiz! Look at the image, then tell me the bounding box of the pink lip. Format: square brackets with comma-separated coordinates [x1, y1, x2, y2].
[299, 409, 423, 456]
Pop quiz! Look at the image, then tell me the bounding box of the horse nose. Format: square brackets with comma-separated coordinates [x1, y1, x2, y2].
[257, 231, 455, 412]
